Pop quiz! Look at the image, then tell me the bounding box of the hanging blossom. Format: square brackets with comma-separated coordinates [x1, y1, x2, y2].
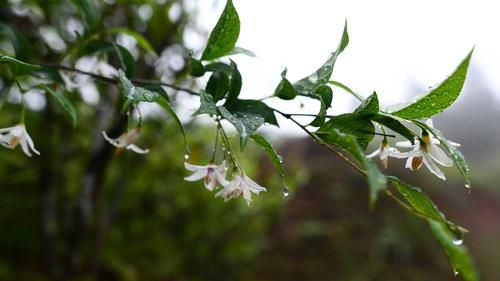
[366, 139, 408, 168]
[215, 172, 267, 206]
[102, 128, 149, 154]
[0, 124, 40, 157]
[184, 160, 229, 191]
[396, 119, 459, 180]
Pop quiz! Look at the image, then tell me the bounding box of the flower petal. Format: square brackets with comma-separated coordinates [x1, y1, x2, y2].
[242, 175, 266, 193]
[396, 140, 414, 148]
[19, 135, 33, 157]
[428, 144, 453, 167]
[184, 162, 207, 172]
[127, 144, 149, 154]
[184, 170, 206, 182]
[23, 129, 40, 155]
[423, 154, 446, 180]
[366, 148, 380, 158]
[102, 131, 122, 147]
[387, 147, 410, 159]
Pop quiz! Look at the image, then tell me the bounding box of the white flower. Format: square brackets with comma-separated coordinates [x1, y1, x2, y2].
[367, 139, 408, 168]
[184, 160, 229, 191]
[102, 128, 149, 154]
[396, 119, 459, 180]
[0, 124, 40, 157]
[215, 173, 267, 205]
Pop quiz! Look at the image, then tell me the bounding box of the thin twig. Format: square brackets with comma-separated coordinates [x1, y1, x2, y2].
[38, 63, 199, 96]
[272, 108, 366, 176]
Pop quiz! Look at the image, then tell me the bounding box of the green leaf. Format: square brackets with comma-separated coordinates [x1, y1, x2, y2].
[317, 113, 374, 150]
[39, 85, 77, 127]
[204, 62, 233, 73]
[156, 97, 190, 155]
[388, 177, 460, 228]
[317, 128, 386, 207]
[415, 120, 470, 187]
[107, 27, 157, 55]
[218, 106, 264, 148]
[140, 84, 169, 102]
[193, 90, 217, 116]
[201, 0, 240, 60]
[188, 57, 205, 77]
[309, 85, 333, 127]
[391, 49, 474, 119]
[224, 60, 242, 107]
[328, 80, 364, 102]
[274, 69, 297, 100]
[250, 134, 284, 178]
[0, 23, 31, 61]
[227, 99, 278, 126]
[429, 221, 479, 281]
[388, 177, 478, 280]
[70, 0, 99, 34]
[206, 71, 229, 102]
[0, 54, 41, 75]
[113, 43, 135, 77]
[229, 46, 256, 57]
[294, 20, 349, 94]
[371, 114, 417, 144]
[354, 92, 379, 116]
[117, 70, 159, 110]
[0, 83, 12, 112]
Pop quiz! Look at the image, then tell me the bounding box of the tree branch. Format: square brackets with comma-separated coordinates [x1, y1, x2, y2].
[38, 63, 200, 96]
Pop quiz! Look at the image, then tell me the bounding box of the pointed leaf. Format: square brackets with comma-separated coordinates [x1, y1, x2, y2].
[206, 71, 229, 102]
[429, 221, 479, 281]
[70, 0, 99, 34]
[201, 0, 240, 60]
[317, 128, 386, 207]
[156, 97, 190, 155]
[218, 106, 264, 148]
[224, 60, 242, 107]
[391, 49, 473, 119]
[294, 20, 349, 94]
[194, 90, 217, 116]
[107, 27, 157, 55]
[371, 114, 417, 144]
[354, 92, 379, 116]
[317, 113, 374, 150]
[0, 54, 41, 74]
[274, 69, 297, 100]
[309, 85, 333, 127]
[113, 43, 135, 77]
[228, 46, 256, 57]
[227, 99, 278, 126]
[328, 80, 364, 102]
[251, 134, 284, 178]
[39, 85, 77, 127]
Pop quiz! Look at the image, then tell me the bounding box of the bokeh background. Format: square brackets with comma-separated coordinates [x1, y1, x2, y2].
[0, 0, 499, 280]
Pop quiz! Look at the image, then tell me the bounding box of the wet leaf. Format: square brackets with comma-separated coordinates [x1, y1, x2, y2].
[201, 0, 240, 60]
[391, 49, 473, 119]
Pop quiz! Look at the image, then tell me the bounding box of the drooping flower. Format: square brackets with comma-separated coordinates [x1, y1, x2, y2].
[184, 160, 229, 191]
[367, 139, 408, 168]
[0, 124, 40, 157]
[102, 128, 149, 154]
[215, 173, 267, 205]
[396, 119, 458, 180]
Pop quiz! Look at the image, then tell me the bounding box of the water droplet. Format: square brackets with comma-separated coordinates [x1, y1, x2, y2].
[452, 239, 463, 246]
[283, 186, 290, 198]
[184, 154, 190, 160]
[465, 183, 471, 194]
[277, 155, 283, 163]
[454, 270, 459, 276]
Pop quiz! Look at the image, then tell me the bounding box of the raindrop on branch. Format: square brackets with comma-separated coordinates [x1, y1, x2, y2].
[184, 153, 190, 160]
[452, 239, 463, 246]
[283, 186, 290, 198]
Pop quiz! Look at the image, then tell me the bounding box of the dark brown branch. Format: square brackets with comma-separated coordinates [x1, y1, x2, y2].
[37, 63, 200, 96]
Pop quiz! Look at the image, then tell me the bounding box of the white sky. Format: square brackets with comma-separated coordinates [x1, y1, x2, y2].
[190, 0, 500, 134]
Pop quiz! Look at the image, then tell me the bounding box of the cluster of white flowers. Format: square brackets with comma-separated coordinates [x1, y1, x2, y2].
[184, 160, 267, 205]
[367, 119, 458, 180]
